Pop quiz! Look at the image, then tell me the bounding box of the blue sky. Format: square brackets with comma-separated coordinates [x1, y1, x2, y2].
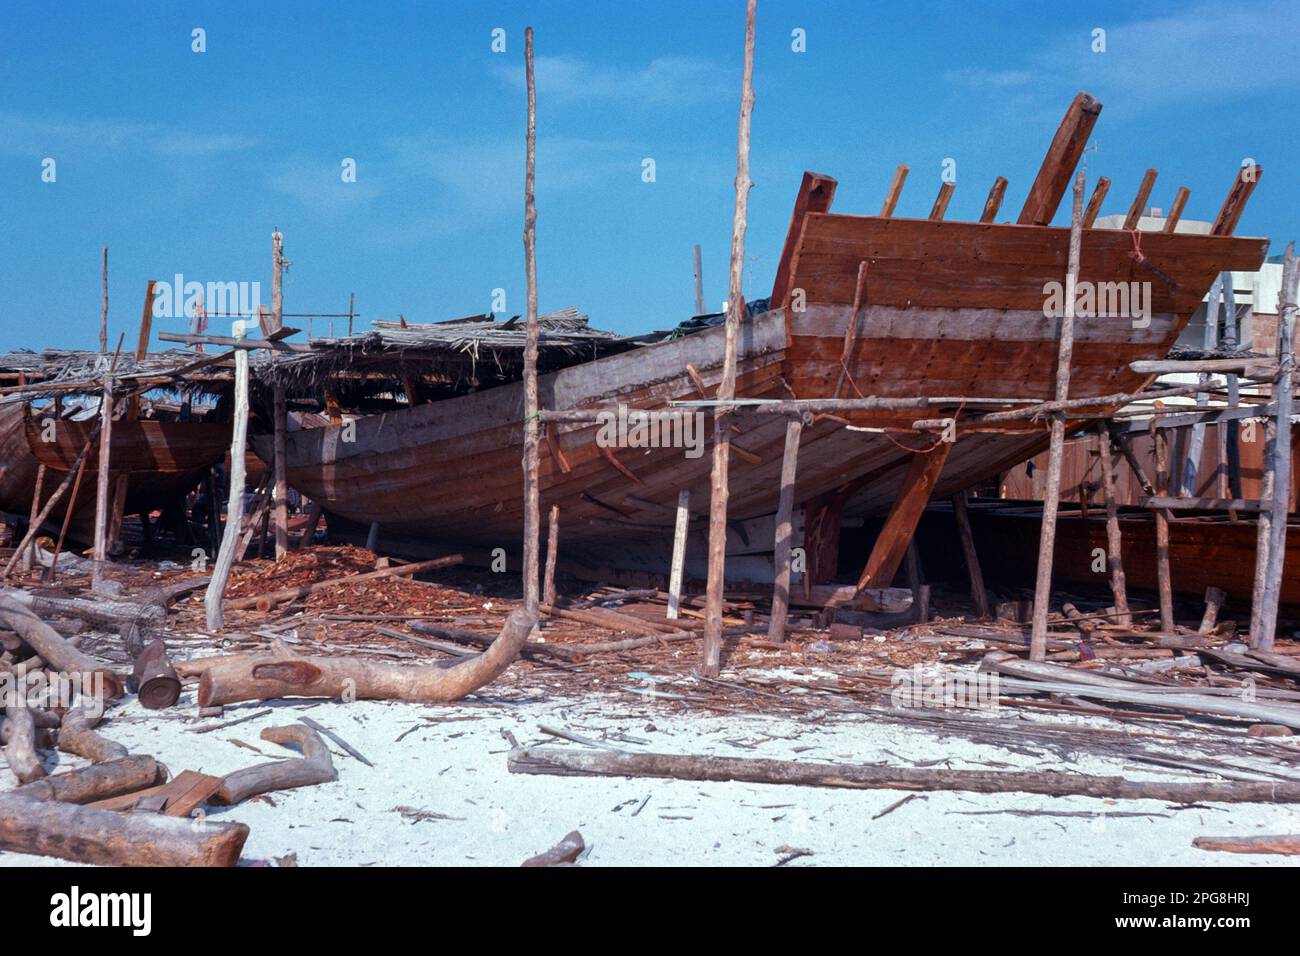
[1, 0, 1296, 352]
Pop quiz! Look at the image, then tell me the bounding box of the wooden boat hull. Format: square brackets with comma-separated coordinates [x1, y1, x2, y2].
[261, 215, 1266, 580]
[966, 505, 1300, 609]
[0, 404, 229, 544]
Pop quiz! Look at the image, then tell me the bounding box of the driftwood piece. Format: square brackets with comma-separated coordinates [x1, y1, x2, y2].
[57, 700, 129, 763]
[13, 755, 162, 804]
[2, 704, 45, 784]
[0, 791, 247, 866]
[199, 608, 536, 706]
[224, 553, 463, 611]
[1192, 834, 1300, 856]
[521, 829, 585, 867]
[508, 746, 1300, 804]
[210, 723, 338, 805]
[0, 598, 123, 698]
[3, 588, 165, 633]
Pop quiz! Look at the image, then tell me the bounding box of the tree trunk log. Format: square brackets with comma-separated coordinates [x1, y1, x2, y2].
[3, 705, 45, 783]
[210, 723, 337, 805]
[0, 599, 123, 698]
[13, 755, 162, 804]
[58, 700, 129, 763]
[509, 746, 1300, 804]
[199, 608, 536, 706]
[1192, 834, 1300, 855]
[0, 791, 247, 866]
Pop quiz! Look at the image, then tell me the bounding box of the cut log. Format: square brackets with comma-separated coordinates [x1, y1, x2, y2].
[1193, 834, 1300, 856]
[13, 755, 162, 804]
[521, 830, 585, 867]
[224, 553, 463, 611]
[57, 699, 129, 763]
[210, 723, 337, 805]
[0, 791, 247, 866]
[198, 608, 536, 706]
[2, 704, 45, 784]
[0, 599, 123, 698]
[508, 746, 1300, 804]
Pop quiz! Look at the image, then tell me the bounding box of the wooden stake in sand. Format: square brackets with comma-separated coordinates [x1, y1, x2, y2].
[767, 418, 802, 643]
[99, 245, 109, 353]
[521, 26, 541, 616]
[204, 320, 251, 631]
[1097, 424, 1131, 624]
[701, 0, 757, 677]
[1029, 170, 1085, 661]
[271, 230, 289, 560]
[542, 504, 559, 607]
[666, 489, 690, 621]
[693, 244, 706, 315]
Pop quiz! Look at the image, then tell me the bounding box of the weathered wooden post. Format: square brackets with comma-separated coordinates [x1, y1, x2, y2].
[693, 244, 705, 315]
[271, 231, 289, 560]
[1097, 424, 1131, 624]
[99, 245, 108, 353]
[1252, 243, 1297, 650]
[204, 320, 251, 631]
[521, 25, 541, 616]
[666, 490, 690, 620]
[767, 417, 803, 643]
[91, 374, 116, 588]
[701, 0, 757, 677]
[20, 465, 45, 572]
[542, 504, 559, 607]
[952, 488, 990, 619]
[1153, 424, 1175, 632]
[1029, 170, 1086, 661]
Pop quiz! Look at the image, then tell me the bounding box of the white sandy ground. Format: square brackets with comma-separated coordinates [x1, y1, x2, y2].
[3, 670, 1300, 867]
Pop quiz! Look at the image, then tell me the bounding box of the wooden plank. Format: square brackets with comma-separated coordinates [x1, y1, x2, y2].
[979, 177, 1007, 223]
[767, 419, 803, 643]
[1017, 92, 1102, 225]
[770, 171, 837, 308]
[1081, 176, 1110, 228]
[855, 442, 952, 591]
[1163, 186, 1190, 233]
[1212, 165, 1262, 236]
[928, 181, 955, 221]
[879, 164, 908, 217]
[666, 490, 690, 620]
[1122, 168, 1158, 230]
[1139, 495, 1269, 513]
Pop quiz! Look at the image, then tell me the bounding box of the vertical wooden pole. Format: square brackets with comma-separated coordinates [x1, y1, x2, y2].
[99, 245, 108, 353]
[1252, 243, 1297, 651]
[904, 541, 928, 623]
[542, 504, 559, 607]
[204, 321, 251, 632]
[271, 231, 289, 560]
[521, 26, 541, 616]
[1184, 275, 1221, 496]
[92, 376, 116, 587]
[701, 0, 757, 677]
[1223, 276, 1243, 498]
[767, 418, 803, 643]
[348, 292, 355, 336]
[693, 244, 705, 315]
[1153, 424, 1175, 632]
[365, 521, 380, 553]
[1097, 424, 1131, 624]
[666, 490, 690, 621]
[952, 488, 990, 619]
[20, 465, 46, 572]
[1029, 170, 1085, 661]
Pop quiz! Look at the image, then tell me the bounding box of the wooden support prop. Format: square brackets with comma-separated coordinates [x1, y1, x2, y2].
[952, 489, 990, 618]
[21, 464, 45, 572]
[1199, 586, 1227, 635]
[91, 375, 116, 585]
[295, 499, 323, 549]
[855, 443, 953, 592]
[1153, 424, 1175, 633]
[270, 231, 289, 560]
[1029, 170, 1086, 661]
[1211, 164, 1262, 236]
[1163, 186, 1190, 233]
[1017, 92, 1102, 225]
[666, 489, 690, 621]
[521, 27, 541, 616]
[1122, 168, 1158, 230]
[44, 442, 92, 584]
[204, 320, 251, 631]
[771, 171, 837, 308]
[1193, 835, 1300, 856]
[1, 425, 98, 580]
[928, 181, 955, 220]
[702, 0, 756, 678]
[1252, 243, 1296, 650]
[692, 243, 706, 315]
[879, 164, 908, 217]
[364, 520, 380, 553]
[1096, 425, 1131, 624]
[508, 746, 1300, 804]
[767, 419, 803, 643]
[904, 541, 927, 624]
[198, 608, 536, 706]
[0, 792, 248, 866]
[226, 553, 463, 611]
[1081, 176, 1110, 228]
[979, 176, 1007, 223]
[542, 504, 559, 607]
[210, 723, 337, 805]
[99, 244, 108, 353]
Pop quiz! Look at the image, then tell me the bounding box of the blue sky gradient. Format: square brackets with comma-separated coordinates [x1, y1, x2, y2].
[1, 0, 1296, 351]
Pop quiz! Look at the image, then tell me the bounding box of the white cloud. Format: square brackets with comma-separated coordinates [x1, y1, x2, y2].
[493, 54, 733, 106]
[0, 111, 258, 158]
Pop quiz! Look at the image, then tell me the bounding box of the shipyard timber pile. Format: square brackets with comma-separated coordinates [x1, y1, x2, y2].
[0, 82, 1296, 869]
